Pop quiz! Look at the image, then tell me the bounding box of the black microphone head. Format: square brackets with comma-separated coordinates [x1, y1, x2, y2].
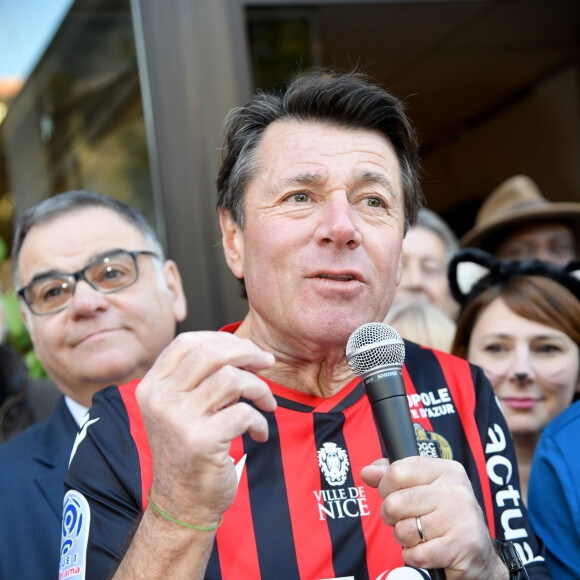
[345, 322, 405, 378]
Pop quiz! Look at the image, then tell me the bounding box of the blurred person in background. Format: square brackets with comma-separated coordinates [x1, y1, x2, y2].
[460, 175, 580, 265]
[449, 248, 580, 502]
[393, 207, 459, 321]
[0, 190, 187, 579]
[0, 287, 60, 444]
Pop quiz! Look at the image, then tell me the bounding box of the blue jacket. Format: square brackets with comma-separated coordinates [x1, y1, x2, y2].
[528, 399, 580, 580]
[0, 397, 78, 579]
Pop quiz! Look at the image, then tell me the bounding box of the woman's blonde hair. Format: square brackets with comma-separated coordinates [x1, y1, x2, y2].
[385, 301, 456, 353]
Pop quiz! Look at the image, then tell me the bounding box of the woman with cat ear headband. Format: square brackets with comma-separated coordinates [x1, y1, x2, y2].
[448, 248, 580, 506]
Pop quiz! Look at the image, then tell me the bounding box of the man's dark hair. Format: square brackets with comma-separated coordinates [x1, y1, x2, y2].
[216, 69, 423, 231]
[12, 190, 164, 286]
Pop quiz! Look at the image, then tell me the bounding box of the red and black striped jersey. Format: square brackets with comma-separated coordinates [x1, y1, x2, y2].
[62, 337, 551, 579]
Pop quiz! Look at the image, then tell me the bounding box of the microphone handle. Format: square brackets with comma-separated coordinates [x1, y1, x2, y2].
[364, 373, 446, 580]
[367, 392, 419, 461]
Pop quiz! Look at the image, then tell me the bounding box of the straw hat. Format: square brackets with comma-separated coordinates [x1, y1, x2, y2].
[460, 175, 580, 252]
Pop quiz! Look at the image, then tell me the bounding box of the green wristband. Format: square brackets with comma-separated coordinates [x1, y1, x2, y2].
[147, 491, 223, 531]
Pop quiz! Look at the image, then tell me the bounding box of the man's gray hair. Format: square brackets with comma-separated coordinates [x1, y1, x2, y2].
[12, 190, 165, 287]
[415, 207, 459, 263]
[216, 69, 424, 232]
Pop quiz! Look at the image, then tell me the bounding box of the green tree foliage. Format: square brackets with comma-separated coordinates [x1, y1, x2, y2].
[0, 236, 47, 378]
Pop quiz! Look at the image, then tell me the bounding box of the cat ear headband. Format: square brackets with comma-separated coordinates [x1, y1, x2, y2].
[448, 247, 580, 309]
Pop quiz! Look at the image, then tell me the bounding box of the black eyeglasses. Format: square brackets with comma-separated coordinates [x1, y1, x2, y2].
[17, 250, 159, 315]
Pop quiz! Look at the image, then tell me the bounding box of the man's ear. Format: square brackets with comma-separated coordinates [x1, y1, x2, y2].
[219, 210, 244, 279]
[161, 260, 188, 322]
[18, 303, 35, 338]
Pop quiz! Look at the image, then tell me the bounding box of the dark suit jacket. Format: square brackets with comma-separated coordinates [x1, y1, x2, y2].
[0, 397, 78, 579]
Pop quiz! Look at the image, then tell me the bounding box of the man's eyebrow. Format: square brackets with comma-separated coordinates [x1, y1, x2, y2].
[277, 172, 327, 188]
[24, 247, 127, 285]
[354, 170, 395, 193]
[273, 170, 395, 193]
[24, 268, 67, 286]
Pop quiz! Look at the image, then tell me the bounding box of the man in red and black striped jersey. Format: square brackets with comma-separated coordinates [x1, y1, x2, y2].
[62, 71, 550, 579]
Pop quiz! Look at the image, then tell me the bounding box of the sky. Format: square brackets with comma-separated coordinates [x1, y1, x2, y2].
[0, 0, 74, 79]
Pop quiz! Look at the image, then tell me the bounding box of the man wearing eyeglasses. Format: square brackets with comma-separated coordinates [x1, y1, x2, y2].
[0, 190, 187, 579]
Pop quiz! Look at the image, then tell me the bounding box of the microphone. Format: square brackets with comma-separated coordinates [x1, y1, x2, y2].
[346, 322, 445, 580]
[346, 322, 417, 461]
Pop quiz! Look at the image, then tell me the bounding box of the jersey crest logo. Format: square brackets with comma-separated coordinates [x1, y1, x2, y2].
[318, 442, 350, 486]
[414, 423, 453, 460]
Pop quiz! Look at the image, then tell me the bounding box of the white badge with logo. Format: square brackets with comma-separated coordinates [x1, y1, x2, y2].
[59, 490, 91, 579]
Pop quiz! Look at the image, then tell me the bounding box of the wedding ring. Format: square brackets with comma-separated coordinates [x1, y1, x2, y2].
[416, 516, 426, 543]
